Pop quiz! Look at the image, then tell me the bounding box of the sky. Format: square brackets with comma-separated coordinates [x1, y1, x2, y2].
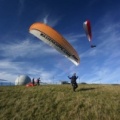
[0, 0, 120, 84]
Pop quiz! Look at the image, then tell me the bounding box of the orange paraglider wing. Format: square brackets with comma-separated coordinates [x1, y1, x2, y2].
[29, 22, 80, 65]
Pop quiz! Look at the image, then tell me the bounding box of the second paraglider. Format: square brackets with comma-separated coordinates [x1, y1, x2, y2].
[83, 20, 96, 48]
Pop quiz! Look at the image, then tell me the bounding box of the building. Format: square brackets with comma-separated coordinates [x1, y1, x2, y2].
[15, 75, 31, 85]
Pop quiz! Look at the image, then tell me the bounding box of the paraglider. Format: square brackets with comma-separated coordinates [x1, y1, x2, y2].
[83, 20, 96, 48]
[29, 22, 80, 66]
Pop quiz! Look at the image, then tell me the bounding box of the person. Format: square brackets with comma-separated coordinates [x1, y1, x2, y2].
[68, 73, 78, 91]
[37, 78, 40, 85]
[91, 45, 96, 48]
[32, 78, 35, 85]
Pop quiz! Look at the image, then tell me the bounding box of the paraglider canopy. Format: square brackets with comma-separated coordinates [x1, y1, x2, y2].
[83, 20, 92, 41]
[83, 20, 96, 48]
[29, 22, 80, 66]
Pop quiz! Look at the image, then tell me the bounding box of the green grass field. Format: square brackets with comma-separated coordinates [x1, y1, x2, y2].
[0, 84, 120, 120]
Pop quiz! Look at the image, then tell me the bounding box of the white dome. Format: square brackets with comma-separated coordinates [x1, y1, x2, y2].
[15, 75, 31, 85]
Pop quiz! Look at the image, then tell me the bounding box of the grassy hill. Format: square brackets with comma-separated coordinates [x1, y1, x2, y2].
[0, 84, 120, 120]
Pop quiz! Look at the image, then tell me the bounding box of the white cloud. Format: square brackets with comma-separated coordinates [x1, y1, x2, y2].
[24, 67, 57, 83]
[36, 13, 61, 27]
[64, 33, 85, 43]
[0, 38, 61, 83]
[0, 72, 17, 83]
[0, 59, 58, 83]
[43, 15, 49, 24]
[0, 39, 57, 59]
[0, 60, 21, 70]
[0, 60, 22, 82]
[87, 66, 120, 84]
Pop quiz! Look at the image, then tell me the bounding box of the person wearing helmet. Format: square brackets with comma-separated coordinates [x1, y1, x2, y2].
[68, 73, 78, 91]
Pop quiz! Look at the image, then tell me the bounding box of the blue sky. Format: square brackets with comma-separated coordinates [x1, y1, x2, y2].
[0, 0, 120, 84]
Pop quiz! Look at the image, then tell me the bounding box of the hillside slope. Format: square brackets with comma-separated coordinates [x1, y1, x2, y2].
[0, 84, 120, 120]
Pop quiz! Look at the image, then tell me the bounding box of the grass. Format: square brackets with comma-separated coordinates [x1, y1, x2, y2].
[0, 84, 120, 120]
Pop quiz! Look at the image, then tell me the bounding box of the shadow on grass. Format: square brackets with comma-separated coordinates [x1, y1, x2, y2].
[77, 87, 96, 92]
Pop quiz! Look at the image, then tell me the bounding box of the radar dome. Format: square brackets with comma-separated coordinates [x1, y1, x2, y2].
[15, 75, 31, 85]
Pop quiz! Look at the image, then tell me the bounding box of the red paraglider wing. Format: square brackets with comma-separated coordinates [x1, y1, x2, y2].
[83, 20, 92, 42]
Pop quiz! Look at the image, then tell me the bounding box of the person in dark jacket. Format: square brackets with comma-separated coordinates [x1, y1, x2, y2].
[68, 73, 78, 91]
[37, 78, 40, 85]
